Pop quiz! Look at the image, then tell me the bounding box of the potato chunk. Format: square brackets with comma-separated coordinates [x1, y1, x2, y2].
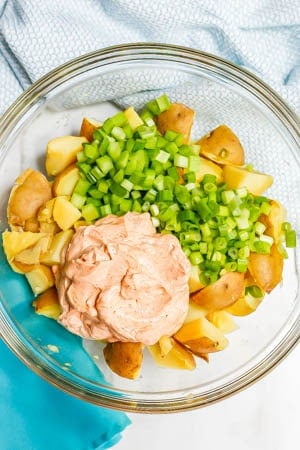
[223, 164, 273, 196]
[40, 229, 74, 265]
[103, 342, 143, 379]
[25, 265, 55, 295]
[190, 271, 245, 311]
[2, 231, 49, 262]
[52, 196, 81, 230]
[225, 292, 264, 316]
[198, 124, 245, 166]
[248, 244, 283, 293]
[45, 136, 87, 176]
[32, 286, 61, 320]
[194, 157, 224, 183]
[155, 103, 195, 143]
[147, 336, 196, 370]
[52, 164, 80, 197]
[79, 117, 102, 142]
[259, 199, 286, 243]
[174, 316, 228, 354]
[124, 107, 143, 130]
[14, 235, 52, 265]
[7, 169, 52, 229]
[206, 310, 238, 333]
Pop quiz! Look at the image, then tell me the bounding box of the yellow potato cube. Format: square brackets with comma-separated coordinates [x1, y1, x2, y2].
[206, 310, 238, 333]
[148, 336, 196, 370]
[2, 231, 49, 262]
[174, 316, 228, 353]
[124, 107, 143, 130]
[193, 157, 223, 183]
[45, 136, 87, 176]
[52, 196, 81, 230]
[14, 235, 52, 265]
[25, 265, 55, 295]
[188, 265, 206, 293]
[52, 164, 80, 197]
[40, 229, 74, 265]
[184, 302, 207, 323]
[223, 164, 273, 196]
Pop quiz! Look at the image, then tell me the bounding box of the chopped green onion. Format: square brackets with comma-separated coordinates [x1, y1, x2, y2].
[285, 229, 296, 248]
[174, 154, 189, 168]
[245, 285, 263, 298]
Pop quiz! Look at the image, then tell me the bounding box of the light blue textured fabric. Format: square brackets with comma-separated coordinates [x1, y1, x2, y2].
[0, 1, 299, 449]
[0, 0, 299, 115]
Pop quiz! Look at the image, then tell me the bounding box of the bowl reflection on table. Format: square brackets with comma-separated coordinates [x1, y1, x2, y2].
[0, 43, 299, 412]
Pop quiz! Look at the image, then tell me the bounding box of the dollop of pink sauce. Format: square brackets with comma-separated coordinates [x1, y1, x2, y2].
[56, 212, 191, 345]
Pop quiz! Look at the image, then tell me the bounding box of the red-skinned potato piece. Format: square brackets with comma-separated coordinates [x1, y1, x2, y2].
[198, 124, 245, 166]
[190, 271, 245, 311]
[155, 103, 195, 143]
[248, 244, 283, 293]
[103, 342, 143, 379]
[79, 117, 102, 142]
[7, 169, 52, 230]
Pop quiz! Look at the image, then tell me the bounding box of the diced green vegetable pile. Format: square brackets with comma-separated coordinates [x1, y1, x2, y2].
[70, 94, 295, 286]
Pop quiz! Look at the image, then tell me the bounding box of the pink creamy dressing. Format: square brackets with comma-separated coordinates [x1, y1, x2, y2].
[56, 212, 190, 345]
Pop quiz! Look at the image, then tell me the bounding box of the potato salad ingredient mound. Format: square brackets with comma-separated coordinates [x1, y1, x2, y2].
[56, 212, 191, 345]
[3, 94, 297, 379]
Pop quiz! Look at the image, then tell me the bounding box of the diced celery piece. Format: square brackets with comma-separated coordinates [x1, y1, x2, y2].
[74, 178, 91, 196]
[109, 182, 127, 198]
[111, 126, 126, 141]
[100, 204, 112, 217]
[140, 109, 155, 126]
[116, 150, 130, 169]
[102, 117, 114, 134]
[119, 198, 132, 213]
[136, 125, 156, 140]
[83, 143, 99, 160]
[120, 178, 134, 192]
[111, 111, 127, 127]
[81, 204, 100, 221]
[113, 169, 124, 184]
[107, 141, 122, 161]
[96, 155, 114, 175]
[88, 188, 103, 200]
[71, 192, 86, 209]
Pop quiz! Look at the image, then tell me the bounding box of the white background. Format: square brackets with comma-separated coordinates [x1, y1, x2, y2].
[115, 345, 299, 450]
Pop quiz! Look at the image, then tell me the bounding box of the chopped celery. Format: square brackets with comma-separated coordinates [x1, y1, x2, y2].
[81, 203, 100, 221]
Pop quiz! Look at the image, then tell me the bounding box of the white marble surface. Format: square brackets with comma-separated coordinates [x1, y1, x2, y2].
[115, 345, 299, 450]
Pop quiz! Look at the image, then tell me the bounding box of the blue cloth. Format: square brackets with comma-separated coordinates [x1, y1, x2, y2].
[0, 1, 299, 449]
[0, 340, 131, 450]
[0, 0, 299, 115]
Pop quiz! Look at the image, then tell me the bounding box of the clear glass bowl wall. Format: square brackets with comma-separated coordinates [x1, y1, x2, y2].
[0, 44, 299, 412]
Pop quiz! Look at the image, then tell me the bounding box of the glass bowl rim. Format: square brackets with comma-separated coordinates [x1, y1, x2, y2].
[0, 42, 299, 413]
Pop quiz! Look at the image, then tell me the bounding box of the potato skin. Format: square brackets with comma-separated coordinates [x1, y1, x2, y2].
[103, 342, 143, 379]
[155, 103, 195, 143]
[248, 244, 283, 293]
[190, 271, 245, 311]
[198, 124, 245, 165]
[79, 117, 102, 142]
[7, 169, 52, 229]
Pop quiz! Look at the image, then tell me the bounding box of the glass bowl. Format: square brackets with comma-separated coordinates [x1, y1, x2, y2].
[0, 43, 299, 413]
